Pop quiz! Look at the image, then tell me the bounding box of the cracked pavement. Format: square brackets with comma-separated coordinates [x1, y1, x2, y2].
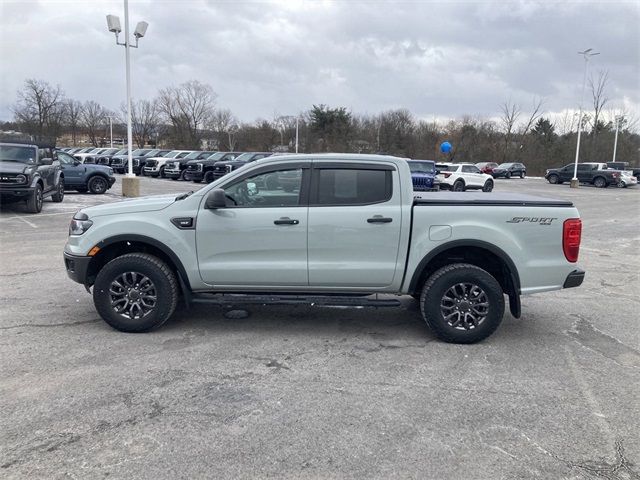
[0, 176, 639, 479]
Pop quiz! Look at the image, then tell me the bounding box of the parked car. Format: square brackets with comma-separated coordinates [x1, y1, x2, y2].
[491, 162, 526, 179]
[184, 152, 243, 183]
[143, 150, 194, 178]
[0, 141, 64, 213]
[545, 163, 621, 188]
[615, 170, 637, 188]
[110, 149, 171, 174]
[63, 153, 585, 344]
[475, 162, 499, 175]
[436, 163, 494, 192]
[407, 159, 439, 191]
[56, 150, 116, 194]
[607, 162, 640, 179]
[163, 151, 217, 180]
[209, 152, 273, 181]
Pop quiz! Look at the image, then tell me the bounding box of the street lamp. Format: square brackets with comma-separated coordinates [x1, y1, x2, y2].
[571, 48, 600, 188]
[612, 114, 622, 163]
[106, 2, 148, 197]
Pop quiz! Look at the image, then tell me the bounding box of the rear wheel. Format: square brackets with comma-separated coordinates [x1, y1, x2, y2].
[420, 263, 505, 343]
[593, 176, 607, 188]
[88, 176, 109, 194]
[482, 179, 493, 192]
[93, 253, 178, 333]
[453, 180, 465, 192]
[51, 178, 64, 202]
[548, 174, 559, 184]
[519, 172, 525, 179]
[26, 183, 43, 213]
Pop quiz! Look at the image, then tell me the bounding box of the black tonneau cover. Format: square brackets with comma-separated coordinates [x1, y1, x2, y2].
[414, 192, 573, 207]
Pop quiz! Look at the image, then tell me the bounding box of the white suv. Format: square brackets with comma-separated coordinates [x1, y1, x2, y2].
[436, 163, 494, 192]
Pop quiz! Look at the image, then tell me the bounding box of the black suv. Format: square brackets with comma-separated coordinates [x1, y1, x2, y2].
[491, 162, 526, 178]
[0, 141, 65, 213]
[210, 152, 273, 181]
[184, 152, 243, 183]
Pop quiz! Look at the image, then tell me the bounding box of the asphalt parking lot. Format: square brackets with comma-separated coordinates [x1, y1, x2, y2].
[1, 175, 639, 479]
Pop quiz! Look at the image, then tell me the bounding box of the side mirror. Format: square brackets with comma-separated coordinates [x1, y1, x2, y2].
[40, 158, 53, 165]
[205, 188, 227, 209]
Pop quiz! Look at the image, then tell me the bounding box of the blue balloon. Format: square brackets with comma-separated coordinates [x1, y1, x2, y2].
[440, 141, 452, 153]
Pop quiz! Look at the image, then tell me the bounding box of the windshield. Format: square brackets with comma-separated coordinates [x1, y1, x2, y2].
[233, 153, 253, 162]
[408, 161, 435, 174]
[184, 151, 202, 160]
[204, 152, 225, 161]
[0, 145, 37, 163]
[164, 151, 184, 158]
[498, 163, 513, 168]
[101, 148, 119, 155]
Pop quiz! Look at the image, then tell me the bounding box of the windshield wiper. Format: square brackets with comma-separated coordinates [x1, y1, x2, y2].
[175, 191, 194, 201]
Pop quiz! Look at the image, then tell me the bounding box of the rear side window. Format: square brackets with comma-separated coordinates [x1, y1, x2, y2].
[315, 169, 392, 206]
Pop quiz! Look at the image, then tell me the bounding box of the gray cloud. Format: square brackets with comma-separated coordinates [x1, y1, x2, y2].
[1, 0, 638, 123]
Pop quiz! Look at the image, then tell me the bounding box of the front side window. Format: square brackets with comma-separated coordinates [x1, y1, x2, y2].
[315, 168, 391, 206]
[224, 168, 303, 207]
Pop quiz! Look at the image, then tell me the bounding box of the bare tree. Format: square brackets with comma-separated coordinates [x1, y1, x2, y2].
[500, 99, 520, 161]
[80, 101, 108, 147]
[515, 97, 544, 159]
[210, 109, 239, 150]
[12, 79, 65, 140]
[63, 99, 83, 146]
[123, 99, 161, 148]
[157, 80, 217, 148]
[589, 70, 609, 134]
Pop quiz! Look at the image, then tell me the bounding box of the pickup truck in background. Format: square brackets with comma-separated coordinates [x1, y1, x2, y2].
[64, 154, 584, 344]
[545, 162, 621, 187]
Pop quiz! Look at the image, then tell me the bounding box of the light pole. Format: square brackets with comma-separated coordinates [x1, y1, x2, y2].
[107, 116, 114, 148]
[571, 48, 599, 188]
[106, 2, 148, 197]
[612, 115, 621, 163]
[295, 117, 299, 153]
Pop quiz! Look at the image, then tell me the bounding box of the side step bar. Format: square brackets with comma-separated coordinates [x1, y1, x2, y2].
[190, 293, 402, 308]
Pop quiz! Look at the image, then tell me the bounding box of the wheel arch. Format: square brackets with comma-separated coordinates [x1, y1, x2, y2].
[407, 240, 521, 318]
[86, 234, 191, 293]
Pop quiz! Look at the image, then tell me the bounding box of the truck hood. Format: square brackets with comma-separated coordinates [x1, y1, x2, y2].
[82, 194, 178, 217]
[0, 161, 32, 174]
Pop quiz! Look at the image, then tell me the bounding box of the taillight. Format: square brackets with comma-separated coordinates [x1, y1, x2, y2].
[563, 218, 582, 262]
[443, 172, 452, 178]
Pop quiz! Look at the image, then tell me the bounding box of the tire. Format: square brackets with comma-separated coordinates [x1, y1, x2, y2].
[178, 169, 187, 181]
[139, 168, 146, 177]
[548, 174, 559, 185]
[26, 183, 43, 213]
[519, 172, 525, 179]
[482, 179, 493, 192]
[88, 175, 109, 194]
[452, 180, 465, 192]
[505, 171, 511, 179]
[204, 171, 214, 184]
[159, 166, 166, 178]
[617, 180, 626, 188]
[593, 176, 607, 188]
[93, 253, 178, 333]
[51, 178, 64, 202]
[419, 263, 505, 344]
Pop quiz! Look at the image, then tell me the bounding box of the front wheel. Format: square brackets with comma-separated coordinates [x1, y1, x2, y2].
[593, 176, 607, 188]
[26, 183, 43, 213]
[617, 180, 626, 188]
[51, 179, 64, 202]
[419, 263, 505, 343]
[159, 166, 166, 178]
[93, 253, 178, 332]
[204, 171, 214, 184]
[548, 174, 559, 184]
[88, 175, 108, 194]
[482, 180, 493, 192]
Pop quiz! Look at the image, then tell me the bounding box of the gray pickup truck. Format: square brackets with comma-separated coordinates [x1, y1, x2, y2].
[64, 154, 585, 343]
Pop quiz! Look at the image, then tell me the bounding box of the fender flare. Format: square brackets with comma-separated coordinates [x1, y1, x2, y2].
[94, 234, 192, 290]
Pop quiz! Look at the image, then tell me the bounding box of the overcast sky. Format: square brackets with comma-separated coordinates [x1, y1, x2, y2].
[1, 0, 638, 125]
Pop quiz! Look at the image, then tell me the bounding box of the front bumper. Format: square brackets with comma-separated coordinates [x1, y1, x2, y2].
[0, 184, 36, 197]
[563, 269, 585, 289]
[185, 171, 204, 182]
[64, 251, 92, 286]
[164, 168, 182, 179]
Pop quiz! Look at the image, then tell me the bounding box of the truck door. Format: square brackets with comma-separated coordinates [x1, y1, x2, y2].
[196, 163, 310, 286]
[307, 162, 403, 287]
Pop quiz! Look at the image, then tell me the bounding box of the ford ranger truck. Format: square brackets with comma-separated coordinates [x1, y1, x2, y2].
[63, 154, 585, 343]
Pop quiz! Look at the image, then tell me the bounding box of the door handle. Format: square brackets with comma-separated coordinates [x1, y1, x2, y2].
[367, 216, 393, 224]
[274, 217, 299, 225]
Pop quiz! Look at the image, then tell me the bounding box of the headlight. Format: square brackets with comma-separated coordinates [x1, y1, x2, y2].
[16, 174, 28, 184]
[108, 168, 114, 175]
[69, 212, 93, 235]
